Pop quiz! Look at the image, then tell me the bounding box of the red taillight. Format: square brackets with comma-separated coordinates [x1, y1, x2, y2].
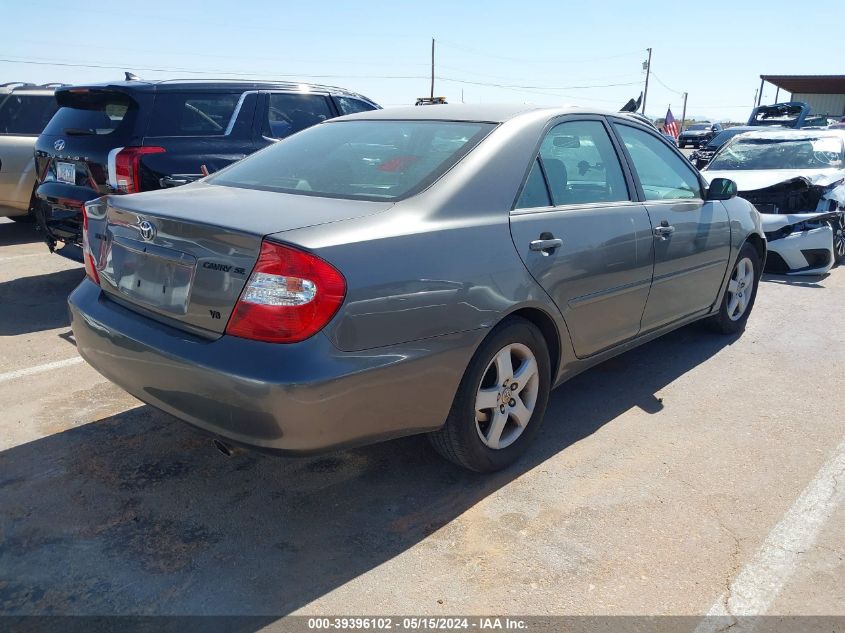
[114, 146, 165, 193]
[225, 240, 346, 343]
[81, 202, 100, 285]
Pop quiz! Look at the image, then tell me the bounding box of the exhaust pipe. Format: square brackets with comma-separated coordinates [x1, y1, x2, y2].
[213, 438, 235, 457]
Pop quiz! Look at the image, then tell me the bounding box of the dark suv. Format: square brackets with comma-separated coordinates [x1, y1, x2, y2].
[677, 122, 722, 148]
[34, 78, 379, 259]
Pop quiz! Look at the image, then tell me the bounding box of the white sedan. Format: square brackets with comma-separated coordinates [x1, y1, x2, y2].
[703, 129, 845, 275]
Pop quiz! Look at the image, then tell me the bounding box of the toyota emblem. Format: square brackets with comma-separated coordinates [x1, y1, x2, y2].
[138, 220, 156, 241]
[53, 139, 65, 151]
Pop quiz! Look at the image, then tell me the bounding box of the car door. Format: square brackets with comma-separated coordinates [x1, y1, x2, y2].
[0, 92, 57, 210]
[611, 121, 731, 331]
[509, 117, 655, 358]
[255, 91, 337, 148]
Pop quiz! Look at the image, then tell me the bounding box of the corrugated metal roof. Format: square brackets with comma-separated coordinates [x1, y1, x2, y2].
[761, 75, 845, 94]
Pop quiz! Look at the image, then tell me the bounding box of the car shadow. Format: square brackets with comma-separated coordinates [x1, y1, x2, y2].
[0, 219, 42, 246]
[0, 324, 735, 618]
[761, 272, 829, 288]
[0, 268, 84, 336]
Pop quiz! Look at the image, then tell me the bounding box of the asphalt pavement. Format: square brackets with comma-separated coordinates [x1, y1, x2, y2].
[0, 217, 842, 628]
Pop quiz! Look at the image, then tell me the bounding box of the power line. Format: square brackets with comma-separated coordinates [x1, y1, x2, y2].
[0, 57, 428, 81]
[437, 40, 646, 65]
[0, 56, 643, 93]
[648, 71, 684, 96]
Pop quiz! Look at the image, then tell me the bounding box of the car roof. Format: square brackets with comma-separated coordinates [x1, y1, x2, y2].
[54, 78, 374, 101]
[334, 103, 620, 123]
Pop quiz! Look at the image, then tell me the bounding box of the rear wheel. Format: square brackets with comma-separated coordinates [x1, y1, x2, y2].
[708, 242, 760, 335]
[429, 317, 551, 472]
[9, 212, 35, 223]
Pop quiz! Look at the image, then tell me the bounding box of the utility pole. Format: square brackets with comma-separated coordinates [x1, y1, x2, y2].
[641, 47, 652, 114]
[680, 92, 688, 133]
[430, 38, 435, 100]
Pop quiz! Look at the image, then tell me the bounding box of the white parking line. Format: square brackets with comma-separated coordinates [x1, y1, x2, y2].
[0, 357, 84, 384]
[695, 439, 845, 631]
[0, 253, 43, 262]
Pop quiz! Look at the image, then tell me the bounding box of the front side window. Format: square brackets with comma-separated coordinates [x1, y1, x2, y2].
[615, 124, 702, 200]
[264, 93, 334, 139]
[147, 92, 241, 136]
[0, 94, 58, 135]
[537, 119, 629, 206]
[209, 119, 494, 201]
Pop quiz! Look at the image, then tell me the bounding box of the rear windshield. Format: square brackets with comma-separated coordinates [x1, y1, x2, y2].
[751, 105, 802, 126]
[42, 91, 136, 137]
[706, 129, 744, 148]
[688, 123, 710, 131]
[146, 92, 241, 137]
[0, 93, 59, 135]
[208, 120, 495, 201]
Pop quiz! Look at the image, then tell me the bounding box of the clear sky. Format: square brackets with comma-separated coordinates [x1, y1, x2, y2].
[2, 0, 839, 122]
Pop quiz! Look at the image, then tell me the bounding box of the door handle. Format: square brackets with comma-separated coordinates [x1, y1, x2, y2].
[653, 221, 675, 239]
[529, 237, 563, 253]
[159, 176, 196, 188]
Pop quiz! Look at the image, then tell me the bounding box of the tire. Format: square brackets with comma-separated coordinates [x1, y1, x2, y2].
[708, 242, 761, 335]
[428, 317, 551, 472]
[9, 212, 35, 223]
[829, 213, 845, 266]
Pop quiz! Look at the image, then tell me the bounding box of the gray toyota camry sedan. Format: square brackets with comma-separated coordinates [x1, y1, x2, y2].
[70, 104, 765, 472]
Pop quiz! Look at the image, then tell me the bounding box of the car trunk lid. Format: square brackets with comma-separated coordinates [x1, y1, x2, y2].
[87, 183, 392, 336]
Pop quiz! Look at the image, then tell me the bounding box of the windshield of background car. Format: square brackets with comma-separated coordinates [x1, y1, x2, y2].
[689, 124, 709, 131]
[42, 91, 137, 137]
[0, 93, 59, 135]
[705, 129, 743, 149]
[708, 136, 844, 170]
[208, 120, 496, 200]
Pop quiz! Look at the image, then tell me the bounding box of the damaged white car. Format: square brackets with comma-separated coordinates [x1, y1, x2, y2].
[703, 129, 845, 275]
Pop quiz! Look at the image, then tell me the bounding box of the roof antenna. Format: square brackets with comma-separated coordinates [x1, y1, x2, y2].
[125, 72, 140, 81]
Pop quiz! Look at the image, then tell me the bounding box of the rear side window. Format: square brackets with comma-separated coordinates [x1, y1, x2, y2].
[42, 91, 136, 137]
[147, 92, 241, 137]
[335, 96, 377, 115]
[538, 120, 630, 206]
[515, 159, 551, 209]
[614, 124, 702, 200]
[263, 93, 334, 139]
[0, 94, 58, 135]
[209, 119, 495, 201]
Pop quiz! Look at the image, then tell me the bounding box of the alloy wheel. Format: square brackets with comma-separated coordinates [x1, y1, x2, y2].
[474, 343, 539, 450]
[831, 215, 845, 262]
[726, 257, 755, 321]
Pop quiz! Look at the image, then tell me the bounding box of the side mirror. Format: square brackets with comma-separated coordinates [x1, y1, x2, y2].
[706, 177, 737, 201]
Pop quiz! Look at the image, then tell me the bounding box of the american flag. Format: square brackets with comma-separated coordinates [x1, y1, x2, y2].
[664, 107, 680, 138]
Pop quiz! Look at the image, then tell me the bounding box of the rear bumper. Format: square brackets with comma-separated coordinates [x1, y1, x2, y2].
[69, 279, 480, 454]
[35, 182, 101, 250]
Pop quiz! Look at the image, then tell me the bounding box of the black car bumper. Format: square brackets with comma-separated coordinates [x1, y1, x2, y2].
[35, 182, 101, 255]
